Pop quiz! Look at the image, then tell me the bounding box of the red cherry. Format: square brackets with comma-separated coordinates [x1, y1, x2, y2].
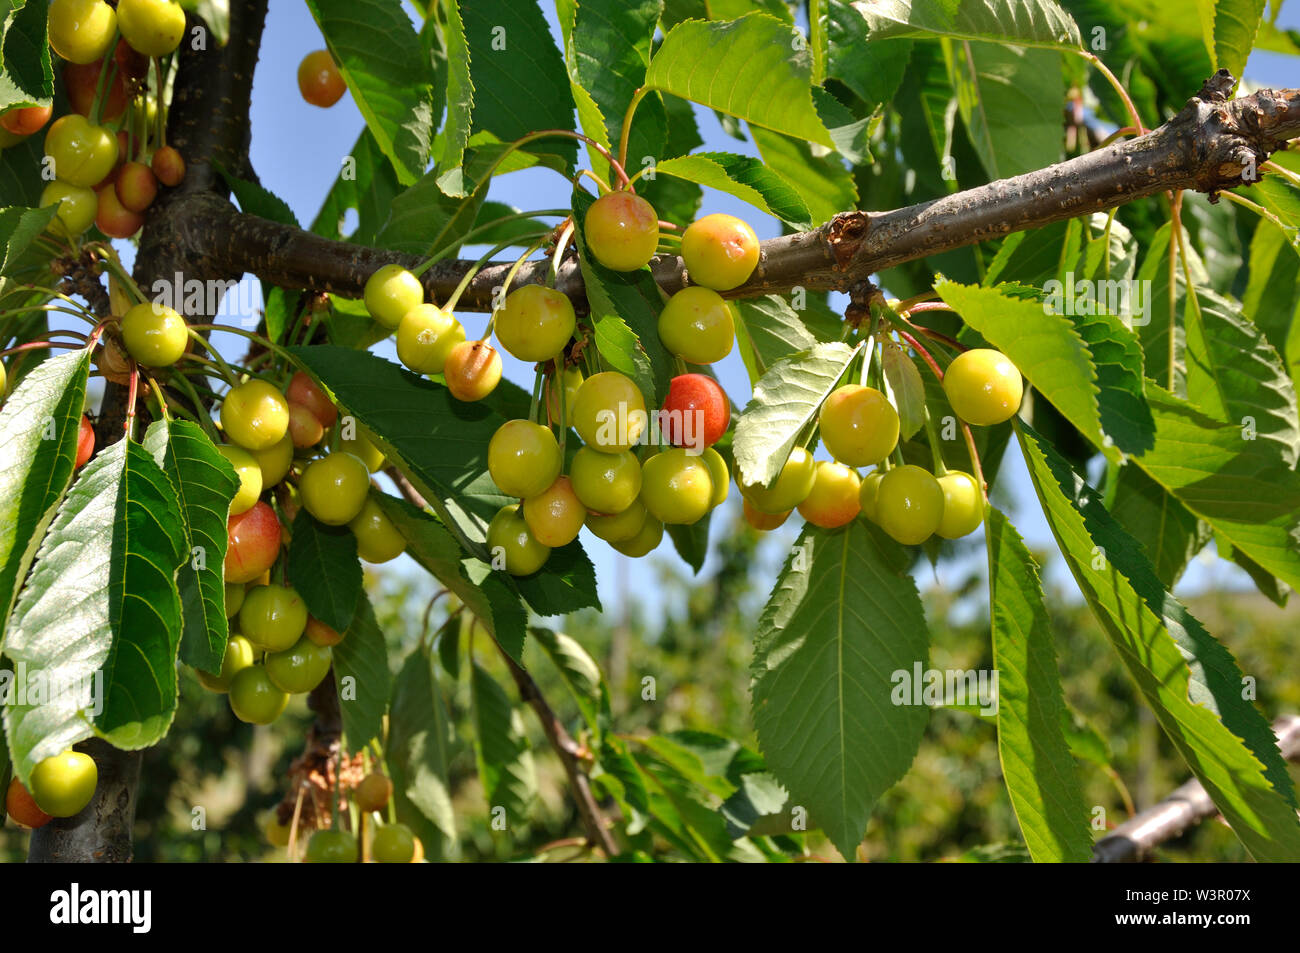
[151, 146, 185, 187]
[660, 373, 730, 449]
[225, 501, 281, 584]
[115, 161, 157, 213]
[285, 370, 338, 428]
[95, 182, 144, 238]
[0, 103, 53, 136]
[75, 414, 95, 468]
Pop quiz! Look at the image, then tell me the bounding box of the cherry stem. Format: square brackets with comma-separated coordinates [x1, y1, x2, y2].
[1094, 126, 1141, 149]
[504, 129, 631, 190]
[617, 87, 650, 174]
[88, 30, 120, 127]
[443, 232, 551, 317]
[963, 419, 987, 502]
[548, 221, 575, 288]
[574, 169, 612, 195]
[912, 325, 966, 355]
[894, 328, 946, 384]
[125, 366, 140, 440]
[1079, 51, 1146, 134]
[1217, 188, 1292, 233]
[412, 209, 570, 277]
[857, 330, 877, 389]
[0, 339, 83, 359]
[186, 329, 241, 386]
[143, 373, 173, 423]
[529, 369, 544, 425]
[1262, 160, 1300, 187]
[922, 404, 948, 477]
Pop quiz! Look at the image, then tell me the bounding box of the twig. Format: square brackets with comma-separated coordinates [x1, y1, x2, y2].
[1092, 715, 1300, 862]
[500, 648, 618, 858]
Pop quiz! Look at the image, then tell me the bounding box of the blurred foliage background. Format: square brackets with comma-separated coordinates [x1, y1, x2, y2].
[4, 499, 1295, 863]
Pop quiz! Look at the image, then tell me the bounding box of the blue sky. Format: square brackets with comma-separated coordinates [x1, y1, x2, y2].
[115, 2, 1300, 619]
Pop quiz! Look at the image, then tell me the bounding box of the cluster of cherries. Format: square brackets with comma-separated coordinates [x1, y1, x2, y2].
[359, 197, 757, 573]
[0, 0, 189, 241]
[745, 348, 1021, 543]
[265, 772, 424, 863]
[206, 369, 410, 726]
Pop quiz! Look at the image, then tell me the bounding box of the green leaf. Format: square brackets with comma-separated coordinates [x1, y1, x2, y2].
[287, 508, 362, 635]
[372, 492, 528, 663]
[1133, 386, 1300, 592]
[654, 153, 811, 228]
[436, 0, 474, 176]
[530, 626, 603, 740]
[1106, 464, 1209, 589]
[305, 0, 436, 185]
[0, 205, 56, 276]
[212, 160, 299, 226]
[568, 0, 664, 180]
[311, 129, 402, 244]
[1183, 287, 1299, 468]
[751, 522, 930, 860]
[570, 187, 674, 405]
[142, 419, 240, 676]
[985, 507, 1092, 863]
[1063, 302, 1156, 457]
[733, 341, 859, 487]
[1134, 223, 1192, 393]
[881, 341, 925, 440]
[510, 540, 602, 616]
[332, 592, 391, 755]
[637, 93, 704, 226]
[373, 163, 486, 257]
[749, 123, 857, 226]
[1212, 0, 1267, 80]
[646, 14, 833, 147]
[825, 2, 912, 106]
[666, 516, 710, 574]
[389, 645, 456, 845]
[0, 116, 44, 207]
[731, 295, 828, 387]
[0, 349, 89, 641]
[849, 0, 1083, 49]
[943, 41, 1063, 180]
[1018, 421, 1300, 860]
[1242, 219, 1300, 383]
[0, 0, 53, 112]
[591, 313, 656, 408]
[470, 662, 537, 825]
[3, 439, 188, 782]
[459, 0, 577, 168]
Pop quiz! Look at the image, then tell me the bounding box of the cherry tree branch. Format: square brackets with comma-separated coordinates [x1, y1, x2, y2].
[1092, 715, 1300, 862]
[178, 73, 1299, 312]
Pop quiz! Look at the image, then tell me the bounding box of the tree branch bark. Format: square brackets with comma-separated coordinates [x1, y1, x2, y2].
[1092, 715, 1300, 862]
[178, 74, 1298, 312]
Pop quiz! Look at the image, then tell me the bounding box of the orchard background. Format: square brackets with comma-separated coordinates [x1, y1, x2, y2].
[1, 0, 1299, 863]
